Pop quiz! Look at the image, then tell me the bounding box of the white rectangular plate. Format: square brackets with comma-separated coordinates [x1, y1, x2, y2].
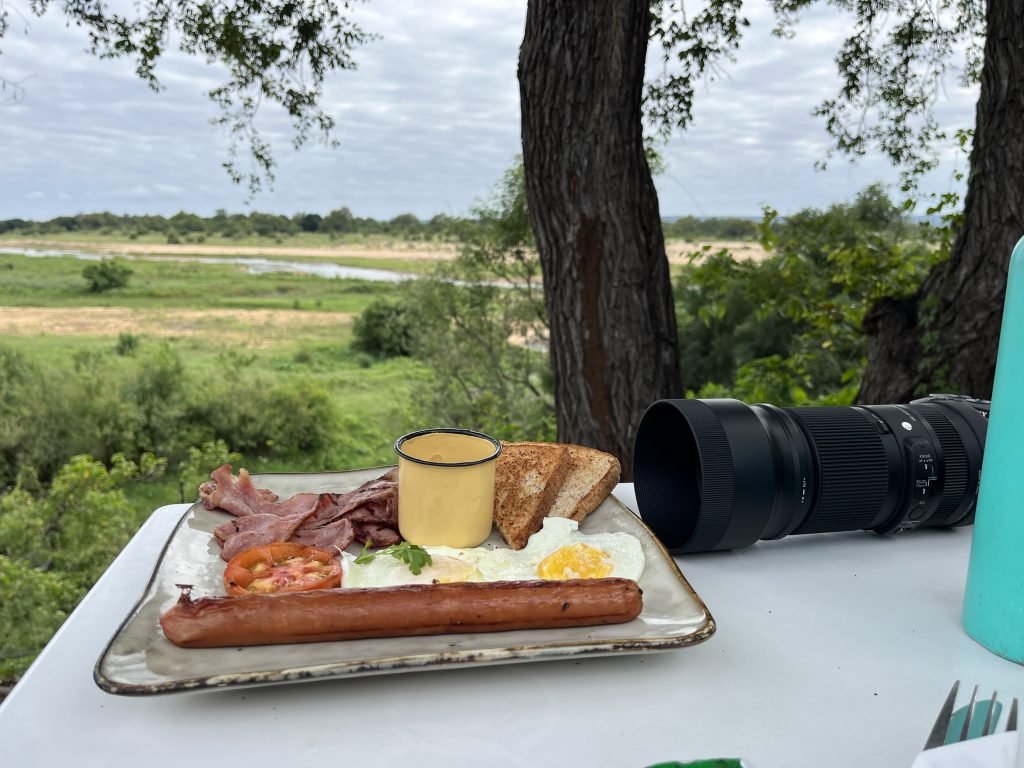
[95, 468, 715, 695]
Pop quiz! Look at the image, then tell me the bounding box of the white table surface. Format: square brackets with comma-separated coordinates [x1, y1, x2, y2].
[4, 484, 1024, 768]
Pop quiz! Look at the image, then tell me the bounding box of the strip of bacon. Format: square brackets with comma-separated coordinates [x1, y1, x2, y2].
[201, 465, 279, 516]
[199, 465, 402, 560]
[290, 517, 357, 552]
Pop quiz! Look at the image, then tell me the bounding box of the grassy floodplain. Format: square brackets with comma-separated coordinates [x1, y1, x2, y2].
[0, 244, 435, 510]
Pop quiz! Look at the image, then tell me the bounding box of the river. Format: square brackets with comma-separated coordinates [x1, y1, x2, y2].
[0, 246, 414, 283]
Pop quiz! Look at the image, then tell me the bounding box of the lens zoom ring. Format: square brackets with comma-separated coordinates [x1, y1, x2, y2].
[919, 407, 968, 525]
[683, 404, 736, 552]
[787, 408, 889, 534]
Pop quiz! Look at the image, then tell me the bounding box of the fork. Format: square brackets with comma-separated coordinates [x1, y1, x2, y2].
[924, 680, 1019, 750]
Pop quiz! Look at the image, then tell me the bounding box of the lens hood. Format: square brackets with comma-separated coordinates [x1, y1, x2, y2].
[633, 398, 775, 553]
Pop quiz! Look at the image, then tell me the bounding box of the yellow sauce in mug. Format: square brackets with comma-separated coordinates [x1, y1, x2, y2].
[396, 431, 499, 548]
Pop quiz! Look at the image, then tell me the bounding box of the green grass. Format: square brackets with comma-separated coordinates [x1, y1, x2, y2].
[0, 253, 404, 311]
[0, 241, 437, 276]
[0, 250, 424, 388]
[0, 335, 119, 366]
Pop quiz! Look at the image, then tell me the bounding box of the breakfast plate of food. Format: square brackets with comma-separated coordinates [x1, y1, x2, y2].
[94, 441, 716, 695]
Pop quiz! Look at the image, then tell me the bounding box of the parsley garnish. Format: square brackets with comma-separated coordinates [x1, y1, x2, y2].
[355, 541, 433, 575]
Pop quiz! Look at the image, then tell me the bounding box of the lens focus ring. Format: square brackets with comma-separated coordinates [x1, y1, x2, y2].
[918, 406, 969, 526]
[786, 407, 891, 534]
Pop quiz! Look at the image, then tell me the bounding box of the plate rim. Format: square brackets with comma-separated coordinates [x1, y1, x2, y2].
[94, 467, 716, 695]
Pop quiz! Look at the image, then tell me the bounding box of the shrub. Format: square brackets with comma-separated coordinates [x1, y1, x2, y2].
[82, 259, 132, 292]
[0, 453, 165, 680]
[0, 338, 387, 490]
[118, 345, 188, 460]
[115, 332, 139, 356]
[185, 372, 339, 460]
[675, 184, 937, 404]
[351, 299, 423, 358]
[0, 554, 78, 679]
[0, 348, 56, 485]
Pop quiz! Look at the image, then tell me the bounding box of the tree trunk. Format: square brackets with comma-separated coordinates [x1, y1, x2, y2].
[518, 0, 682, 479]
[859, 0, 1024, 404]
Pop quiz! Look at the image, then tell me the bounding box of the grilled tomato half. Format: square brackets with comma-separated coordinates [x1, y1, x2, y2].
[224, 543, 342, 596]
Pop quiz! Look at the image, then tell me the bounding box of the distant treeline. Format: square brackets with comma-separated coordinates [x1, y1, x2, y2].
[0, 209, 761, 241]
[662, 215, 759, 240]
[0, 209, 464, 241]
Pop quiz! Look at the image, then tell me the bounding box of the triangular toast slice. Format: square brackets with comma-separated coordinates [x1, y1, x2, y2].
[493, 442, 571, 549]
[546, 444, 621, 523]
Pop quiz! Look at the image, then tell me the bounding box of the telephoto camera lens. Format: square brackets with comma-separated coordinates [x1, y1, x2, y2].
[632, 395, 988, 554]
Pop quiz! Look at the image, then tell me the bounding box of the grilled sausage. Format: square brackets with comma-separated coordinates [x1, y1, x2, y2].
[159, 578, 643, 648]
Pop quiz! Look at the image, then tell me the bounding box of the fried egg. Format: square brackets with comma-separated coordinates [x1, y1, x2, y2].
[341, 517, 645, 588]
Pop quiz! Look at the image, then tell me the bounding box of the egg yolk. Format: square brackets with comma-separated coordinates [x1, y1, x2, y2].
[536, 543, 613, 580]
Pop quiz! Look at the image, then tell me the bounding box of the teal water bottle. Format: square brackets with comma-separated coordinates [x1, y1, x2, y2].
[963, 235, 1024, 663]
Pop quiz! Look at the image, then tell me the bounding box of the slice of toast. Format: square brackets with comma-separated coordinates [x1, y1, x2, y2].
[493, 442, 571, 549]
[546, 444, 621, 523]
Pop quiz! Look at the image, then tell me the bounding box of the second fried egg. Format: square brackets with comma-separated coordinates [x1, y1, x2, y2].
[341, 517, 645, 588]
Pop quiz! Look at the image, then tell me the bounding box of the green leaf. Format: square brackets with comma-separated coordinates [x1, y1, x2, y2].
[354, 541, 433, 576]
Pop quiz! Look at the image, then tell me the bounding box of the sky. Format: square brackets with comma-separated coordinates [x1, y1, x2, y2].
[0, 1, 978, 221]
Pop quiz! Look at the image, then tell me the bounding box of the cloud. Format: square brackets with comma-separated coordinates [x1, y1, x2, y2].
[0, 0, 978, 221]
[651, 3, 977, 216]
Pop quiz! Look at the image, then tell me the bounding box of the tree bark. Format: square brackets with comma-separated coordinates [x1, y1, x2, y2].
[859, 0, 1024, 404]
[518, 0, 682, 479]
